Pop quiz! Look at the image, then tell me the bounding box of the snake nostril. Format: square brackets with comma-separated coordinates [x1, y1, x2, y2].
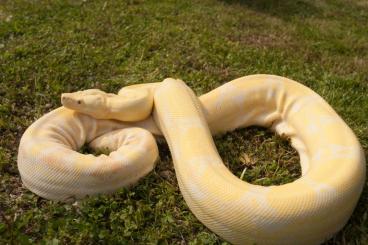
[61, 95, 69, 101]
[77, 100, 81, 104]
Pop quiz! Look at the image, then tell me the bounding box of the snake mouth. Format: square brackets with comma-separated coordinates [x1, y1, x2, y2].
[61, 93, 83, 110]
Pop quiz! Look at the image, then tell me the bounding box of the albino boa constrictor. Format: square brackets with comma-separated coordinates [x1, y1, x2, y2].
[17, 75, 365, 244]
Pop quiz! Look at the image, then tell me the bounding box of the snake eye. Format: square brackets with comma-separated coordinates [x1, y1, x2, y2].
[77, 100, 81, 104]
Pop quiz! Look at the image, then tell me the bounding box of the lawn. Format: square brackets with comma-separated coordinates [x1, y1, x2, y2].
[0, 0, 367, 244]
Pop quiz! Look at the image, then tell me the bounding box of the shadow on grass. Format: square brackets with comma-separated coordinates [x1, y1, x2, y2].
[221, 0, 321, 20]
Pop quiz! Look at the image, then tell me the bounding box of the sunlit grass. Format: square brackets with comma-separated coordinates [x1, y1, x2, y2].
[0, 0, 367, 244]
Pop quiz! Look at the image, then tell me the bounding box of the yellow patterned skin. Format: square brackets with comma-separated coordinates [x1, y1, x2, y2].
[17, 75, 365, 244]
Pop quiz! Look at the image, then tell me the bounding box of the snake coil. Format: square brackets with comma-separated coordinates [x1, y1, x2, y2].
[18, 75, 365, 244]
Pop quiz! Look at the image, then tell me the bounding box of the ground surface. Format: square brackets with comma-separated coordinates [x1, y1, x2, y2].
[0, 0, 367, 244]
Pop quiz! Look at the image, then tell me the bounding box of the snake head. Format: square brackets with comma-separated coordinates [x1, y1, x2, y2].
[61, 89, 108, 118]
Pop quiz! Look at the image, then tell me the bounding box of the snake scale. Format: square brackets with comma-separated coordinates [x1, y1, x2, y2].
[17, 74, 365, 244]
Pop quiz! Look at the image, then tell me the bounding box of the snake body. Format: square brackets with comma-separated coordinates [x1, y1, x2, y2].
[18, 75, 365, 244]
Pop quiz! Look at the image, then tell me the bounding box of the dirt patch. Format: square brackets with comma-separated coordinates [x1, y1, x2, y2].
[0, 10, 12, 22]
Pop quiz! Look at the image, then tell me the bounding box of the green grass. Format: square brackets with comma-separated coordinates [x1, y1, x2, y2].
[0, 0, 367, 244]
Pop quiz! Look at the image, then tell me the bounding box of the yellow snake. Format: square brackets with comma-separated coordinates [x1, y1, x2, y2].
[17, 74, 365, 244]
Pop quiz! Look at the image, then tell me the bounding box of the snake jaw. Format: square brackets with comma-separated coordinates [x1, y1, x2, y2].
[61, 87, 154, 121]
[61, 91, 108, 118]
[61, 92, 85, 110]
